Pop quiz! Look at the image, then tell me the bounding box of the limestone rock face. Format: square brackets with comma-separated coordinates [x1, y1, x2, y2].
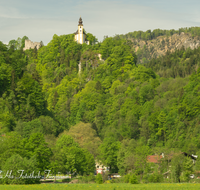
[23, 40, 41, 51]
[128, 33, 200, 64]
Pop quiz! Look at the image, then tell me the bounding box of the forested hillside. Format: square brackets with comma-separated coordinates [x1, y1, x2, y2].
[1, 28, 200, 183]
[114, 27, 200, 64]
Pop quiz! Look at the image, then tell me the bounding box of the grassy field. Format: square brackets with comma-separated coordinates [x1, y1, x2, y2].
[0, 183, 200, 190]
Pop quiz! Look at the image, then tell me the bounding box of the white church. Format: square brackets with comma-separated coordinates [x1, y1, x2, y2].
[74, 17, 89, 45]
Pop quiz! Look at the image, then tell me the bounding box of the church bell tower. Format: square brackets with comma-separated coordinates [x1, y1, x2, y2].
[78, 17, 84, 44]
[74, 17, 89, 45]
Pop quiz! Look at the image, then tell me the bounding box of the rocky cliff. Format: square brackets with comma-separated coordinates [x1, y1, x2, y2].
[130, 32, 200, 64]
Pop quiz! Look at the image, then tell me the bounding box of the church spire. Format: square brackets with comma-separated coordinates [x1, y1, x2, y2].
[78, 17, 83, 26]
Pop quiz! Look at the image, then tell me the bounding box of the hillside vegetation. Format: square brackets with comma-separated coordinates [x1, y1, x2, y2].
[115, 27, 200, 64]
[1, 27, 200, 183]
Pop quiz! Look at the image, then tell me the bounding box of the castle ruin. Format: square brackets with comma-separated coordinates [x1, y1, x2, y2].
[23, 39, 42, 51]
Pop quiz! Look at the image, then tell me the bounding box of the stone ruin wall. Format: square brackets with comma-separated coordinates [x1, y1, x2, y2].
[23, 39, 41, 51]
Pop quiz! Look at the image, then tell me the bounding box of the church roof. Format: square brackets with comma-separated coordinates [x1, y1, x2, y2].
[74, 29, 86, 35]
[74, 30, 78, 35]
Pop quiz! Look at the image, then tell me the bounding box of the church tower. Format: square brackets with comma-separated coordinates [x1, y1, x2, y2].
[74, 17, 89, 45]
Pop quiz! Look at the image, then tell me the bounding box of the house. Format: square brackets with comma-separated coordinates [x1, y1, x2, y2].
[147, 152, 198, 179]
[182, 152, 198, 164]
[147, 155, 163, 164]
[95, 161, 109, 174]
[147, 152, 198, 164]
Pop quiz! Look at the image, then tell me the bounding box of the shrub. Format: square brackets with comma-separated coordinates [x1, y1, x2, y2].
[78, 173, 95, 183]
[124, 174, 130, 183]
[111, 177, 124, 183]
[142, 174, 149, 183]
[102, 171, 109, 182]
[88, 173, 96, 182]
[129, 174, 139, 184]
[95, 173, 103, 184]
[148, 172, 163, 183]
[62, 178, 71, 183]
[181, 171, 191, 182]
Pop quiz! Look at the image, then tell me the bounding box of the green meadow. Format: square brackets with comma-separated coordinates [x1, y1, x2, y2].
[0, 183, 200, 190]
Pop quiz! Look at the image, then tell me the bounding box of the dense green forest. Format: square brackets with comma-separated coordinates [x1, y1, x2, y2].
[1, 28, 200, 184]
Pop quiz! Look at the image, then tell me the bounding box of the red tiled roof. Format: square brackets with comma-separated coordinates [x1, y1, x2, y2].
[147, 155, 162, 163]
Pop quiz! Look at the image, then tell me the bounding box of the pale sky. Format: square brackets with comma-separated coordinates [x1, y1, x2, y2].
[0, 0, 200, 45]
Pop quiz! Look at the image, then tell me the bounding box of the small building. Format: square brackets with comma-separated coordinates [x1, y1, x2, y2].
[147, 155, 163, 164]
[95, 161, 109, 174]
[110, 173, 121, 179]
[147, 152, 198, 164]
[74, 17, 89, 45]
[182, 152, 198, 164]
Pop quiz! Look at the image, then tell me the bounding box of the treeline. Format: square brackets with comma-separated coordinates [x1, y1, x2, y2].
[114, 27, 200, 41]
[1, 32, 200, 183]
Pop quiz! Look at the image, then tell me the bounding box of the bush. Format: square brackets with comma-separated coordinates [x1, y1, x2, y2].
[62, 178, 71, 183]
[181, 171, 191, 182]
[148, 172, 163, 183]
[123, 174, 130, 183]
[102, 171, 109, 182]
[142, 174, 149, 183]
[95, 173, 103, 184]
[88, 173, 96, 182]
[111, 177, 124, 183]
[78, 173, 95, 183]
[129, 174, 139, 184]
